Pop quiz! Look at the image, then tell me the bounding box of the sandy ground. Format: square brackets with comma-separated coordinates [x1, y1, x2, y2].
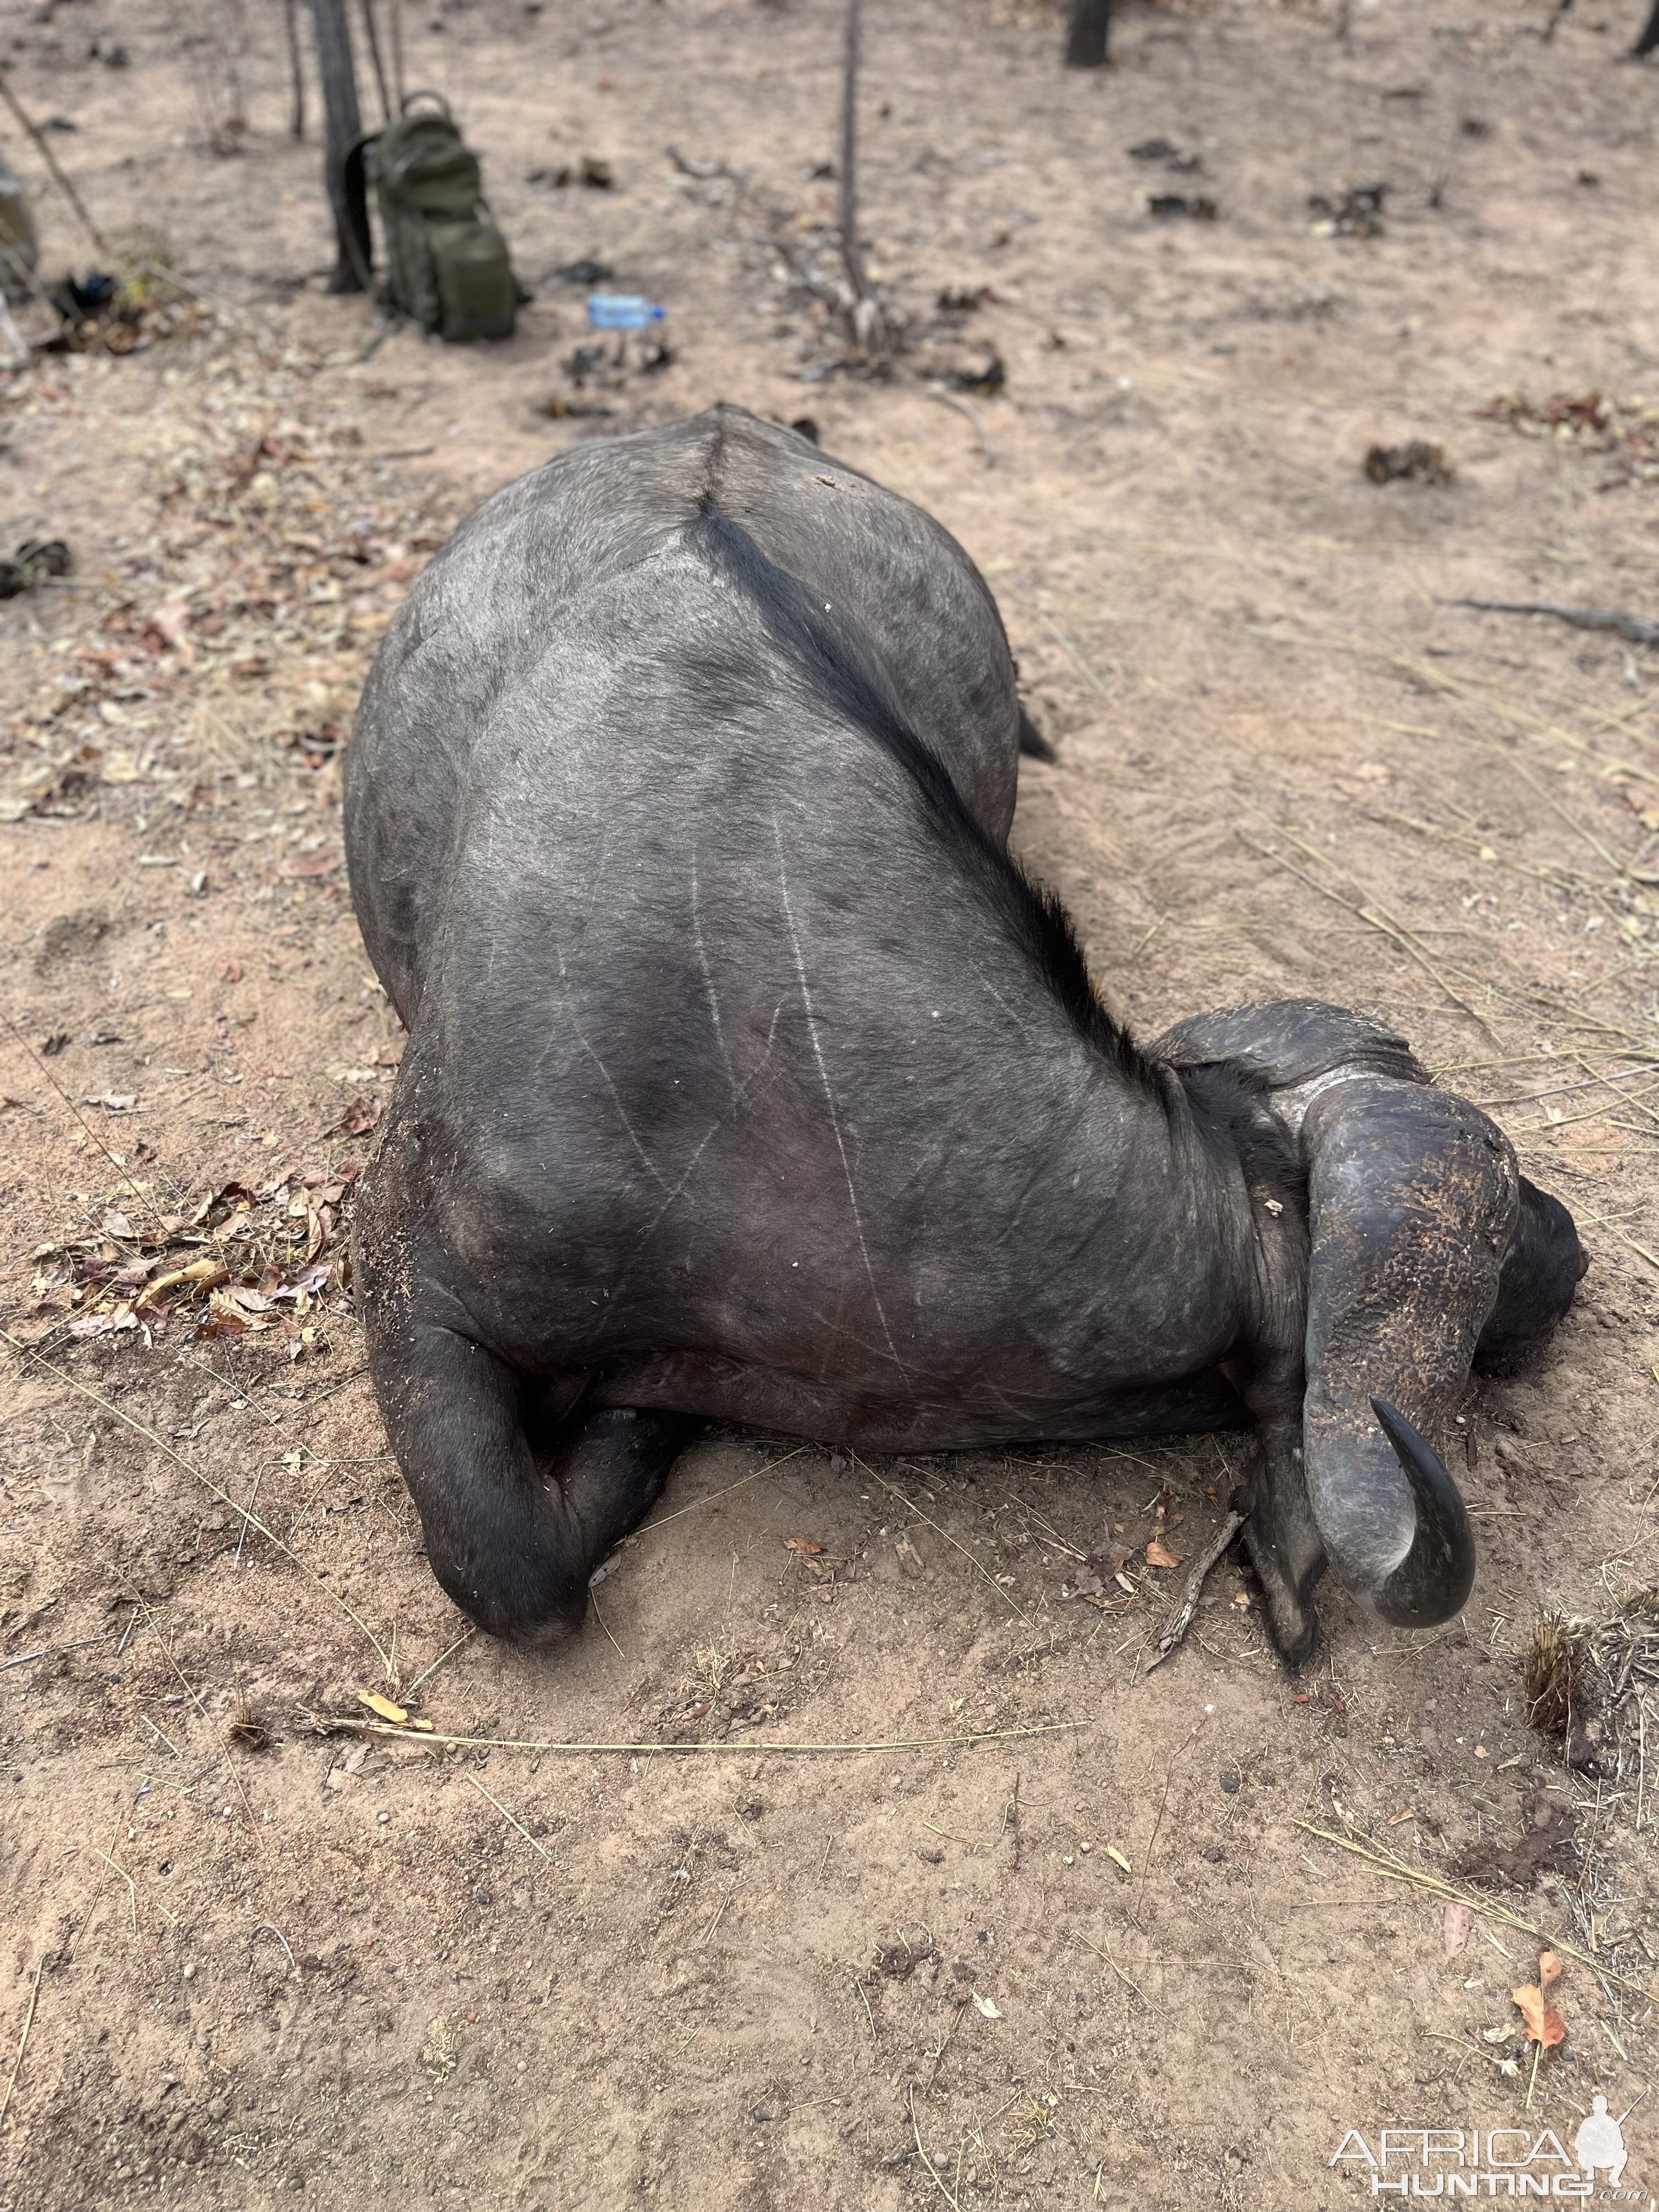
[0, 0, 1656, 2206]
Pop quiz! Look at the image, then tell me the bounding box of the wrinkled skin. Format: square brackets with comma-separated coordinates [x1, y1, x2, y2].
[345, 406, 1585, 1662]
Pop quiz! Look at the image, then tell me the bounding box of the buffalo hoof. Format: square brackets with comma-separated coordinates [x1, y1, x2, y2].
[1235, 1517, 1321, 1669]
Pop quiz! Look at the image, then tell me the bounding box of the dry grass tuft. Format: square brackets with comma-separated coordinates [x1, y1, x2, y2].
[1522, 1611, 1587, 1740]
[227, 1688, 272, 1753]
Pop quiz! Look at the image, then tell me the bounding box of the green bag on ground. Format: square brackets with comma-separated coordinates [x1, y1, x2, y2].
[345, 93, 517, 342]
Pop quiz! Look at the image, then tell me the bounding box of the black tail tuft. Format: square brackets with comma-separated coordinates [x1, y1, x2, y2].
[1017, 704, 1057, 762]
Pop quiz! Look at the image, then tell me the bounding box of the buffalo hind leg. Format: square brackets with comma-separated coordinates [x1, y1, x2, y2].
[371, 1320, 695, 1645]
[1235, 1422, 1325, 1668]
[1231, 1355, 1327, 1667]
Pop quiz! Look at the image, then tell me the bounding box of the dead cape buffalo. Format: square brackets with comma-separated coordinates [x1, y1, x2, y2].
[343, 404, 1585, 1666]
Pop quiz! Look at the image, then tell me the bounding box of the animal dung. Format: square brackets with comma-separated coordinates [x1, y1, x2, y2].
[1128, 138, 1203, 173]
[1363, 441, 1454, 487]
[528, 155, 613, 190]
[1310, 183, 1388, 237]
[952, 352, 1006, 396]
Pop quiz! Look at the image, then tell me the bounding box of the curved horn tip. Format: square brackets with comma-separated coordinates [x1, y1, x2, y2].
[1367, 1395, 1476, 1628]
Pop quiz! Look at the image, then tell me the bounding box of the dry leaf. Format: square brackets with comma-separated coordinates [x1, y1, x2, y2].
[1443, 1901, 1471, 1953]
[136, 1256, 228, 1309]
[357, 1690, 408, 1724]
[1104, 1844, 1132, 1875]
[971, 1993, 1002, 2019]
[1538, 1949, 1562, 1989]
[1512, 1984, 1566, 2047]
[1085, 1545, 1130, 1580]
[781, 1537, 825, 1558]
[1144, 1538, 1182, 1570]
[894, 1534, 926, 1579]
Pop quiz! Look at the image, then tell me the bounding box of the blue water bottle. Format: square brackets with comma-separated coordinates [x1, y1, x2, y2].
[586, 294, 666, 330]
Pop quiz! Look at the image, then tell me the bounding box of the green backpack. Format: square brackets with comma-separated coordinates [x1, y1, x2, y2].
[346, 93, 517, 342]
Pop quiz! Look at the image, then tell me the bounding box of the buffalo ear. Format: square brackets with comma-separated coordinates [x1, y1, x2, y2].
[1292, 1074, 1514, 1626]
[1474, 1175, 1588, 1377]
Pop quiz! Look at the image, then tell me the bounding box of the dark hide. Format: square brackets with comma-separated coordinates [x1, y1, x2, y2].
[345, 407, 1581, 1660]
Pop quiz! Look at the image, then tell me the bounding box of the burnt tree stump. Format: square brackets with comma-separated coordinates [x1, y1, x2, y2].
[1065, 0, 1111, 67]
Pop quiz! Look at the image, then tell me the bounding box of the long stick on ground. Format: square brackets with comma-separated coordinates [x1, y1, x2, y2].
[0, 1960, 43, 2134]
[317, 1716, 1086, 1757]
[1445, 599, 1659, 650]
[0, 77, 110, 259]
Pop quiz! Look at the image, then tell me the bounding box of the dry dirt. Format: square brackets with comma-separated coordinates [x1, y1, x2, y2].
[1, 1, 1657, 2207]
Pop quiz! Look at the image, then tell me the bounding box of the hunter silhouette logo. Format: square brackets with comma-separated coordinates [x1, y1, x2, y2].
[1573, 2095, 1637, 2188]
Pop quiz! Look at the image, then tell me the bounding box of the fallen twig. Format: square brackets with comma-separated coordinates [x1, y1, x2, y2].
[465, 1771, 553, 1861]
[1037, 610, 1112, 703]
[250, 1923, 297, 1977]
[909, 2081, 963, 2210]
[1077, 1930, 1158, 2011]
[634, 1444, 809, 1536]
[1444, 599, 1659, 650]
[0, 76, 110, 258]
[0, 1332, 394, 1674]
[1144, 1510, 1245, 1672]
[400, 1625, 476, 1700]
[862, 1458, 1034, 1628]
[0, 1634, 111, 1675]
[926, 386, 995, 466]
[89, 1847, 138, 1934]
[1572, 1209, 1659, 1274]
[0, 1959, 43, 2133]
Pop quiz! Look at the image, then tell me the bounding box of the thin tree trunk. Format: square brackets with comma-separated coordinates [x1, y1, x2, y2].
[0, 74, 109, 257]
[1065, 0, 1111, 67]
[388, 0, 406, 112]
[222, 0, 249, 128]
[309, 0, 370, 294]
[1634, 0, 1659, 57]
[838, 0, 872, 311]
[358, 0, 392, 124]
[835, 0, 890, 357]
[284, 0, 306, 139]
